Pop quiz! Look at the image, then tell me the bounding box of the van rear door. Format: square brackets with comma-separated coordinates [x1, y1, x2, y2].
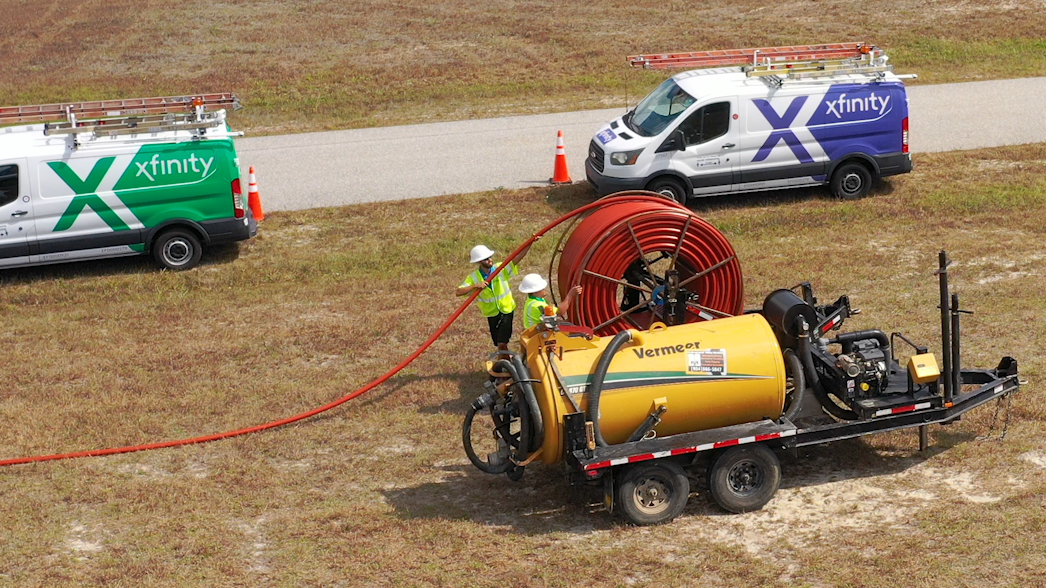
[662, 99, 738, 195]
[0, 159, 35, 268]
[811, 82, 906, 162]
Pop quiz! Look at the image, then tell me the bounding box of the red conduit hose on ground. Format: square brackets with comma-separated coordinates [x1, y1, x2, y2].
[0, 194, 687, 468]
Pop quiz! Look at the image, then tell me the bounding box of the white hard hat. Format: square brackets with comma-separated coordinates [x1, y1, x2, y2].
[470, 245, 495, 263]
[519, 273, 548, 294]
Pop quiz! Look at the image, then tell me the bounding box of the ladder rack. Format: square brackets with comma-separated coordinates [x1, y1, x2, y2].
[628, 42, 873, 70]
[42, 112, 230, 139]
[0, 93, 239, 125]
[0, 93, 241, 146]
[627, 43, 912, 87]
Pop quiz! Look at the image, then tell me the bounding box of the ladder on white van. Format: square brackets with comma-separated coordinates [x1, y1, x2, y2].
[628, 43, 914, 86]
[0, 93, 241, 146]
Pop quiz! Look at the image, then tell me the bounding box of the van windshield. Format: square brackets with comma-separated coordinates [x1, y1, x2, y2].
[625, 78, 697, 137]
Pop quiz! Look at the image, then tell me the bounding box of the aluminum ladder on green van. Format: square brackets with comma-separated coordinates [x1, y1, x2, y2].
[0, 93, 241, 145]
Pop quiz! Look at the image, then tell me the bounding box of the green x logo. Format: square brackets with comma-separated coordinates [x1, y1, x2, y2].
[47, 158, 130, 232]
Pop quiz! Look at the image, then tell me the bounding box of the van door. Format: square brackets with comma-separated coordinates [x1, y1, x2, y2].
[0, 160, 35, 267]
[661, 100, 739, 196]
[737, 91, 826, 190]
[33, 153, 143, 262]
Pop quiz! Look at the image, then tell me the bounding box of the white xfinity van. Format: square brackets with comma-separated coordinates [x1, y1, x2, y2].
[586, 44, 914, 202]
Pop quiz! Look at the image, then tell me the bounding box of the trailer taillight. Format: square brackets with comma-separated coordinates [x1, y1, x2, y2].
[231, 178, 246, 219]
[902, 116, 909, 154]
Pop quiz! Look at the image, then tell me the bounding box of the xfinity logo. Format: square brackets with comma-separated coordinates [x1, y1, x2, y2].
[825, 93, 891, 119]
[134, 153, 215, 181]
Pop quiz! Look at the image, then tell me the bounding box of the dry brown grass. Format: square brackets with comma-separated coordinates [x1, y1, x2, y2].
[0, 143, 1044, 586]
[1, 0, 1044, 133]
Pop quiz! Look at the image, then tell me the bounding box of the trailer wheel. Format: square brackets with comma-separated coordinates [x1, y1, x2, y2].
[615, 461, 690, 525]
[708, 445, 781, 513]
[153, 229, 202, 270]
[829, 162, 872, 200]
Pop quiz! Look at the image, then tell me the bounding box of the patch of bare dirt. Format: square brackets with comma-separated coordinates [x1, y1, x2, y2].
[678, 455, 1014, 558]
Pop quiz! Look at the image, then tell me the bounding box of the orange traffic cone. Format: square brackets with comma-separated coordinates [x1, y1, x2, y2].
[247, 166, 265, 221]
[550, 130, 572, 184]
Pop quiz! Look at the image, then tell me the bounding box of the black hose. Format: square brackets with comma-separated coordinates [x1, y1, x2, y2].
[509, 354, 544, 452]
[462, 404, 514, 474]
[587, 331, 634, 447]
[492, 359, 531, 462]
[797, 318, 859, 421]
[782, 349, 805, 421]
[832, 329, 891, 357]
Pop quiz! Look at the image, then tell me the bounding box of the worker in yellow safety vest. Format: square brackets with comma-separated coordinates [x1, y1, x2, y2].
[519, 273, 582, 329]
[456, 243, 533, 352]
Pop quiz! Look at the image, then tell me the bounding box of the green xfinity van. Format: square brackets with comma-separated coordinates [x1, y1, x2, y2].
[0, 94, 256, 271]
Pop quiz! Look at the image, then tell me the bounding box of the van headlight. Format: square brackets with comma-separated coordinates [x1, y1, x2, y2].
[609, 149, 644, 166]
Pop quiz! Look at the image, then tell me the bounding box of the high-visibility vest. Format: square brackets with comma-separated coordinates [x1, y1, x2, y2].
[523, 295, 556, 328]
[461, 261, 518, 317]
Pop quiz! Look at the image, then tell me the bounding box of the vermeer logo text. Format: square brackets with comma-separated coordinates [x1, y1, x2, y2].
[632, 341, 701, 359]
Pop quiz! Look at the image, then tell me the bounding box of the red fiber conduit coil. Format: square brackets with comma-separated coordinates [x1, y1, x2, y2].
[0, 194, 683, 468]
[558, 198, 743, 336]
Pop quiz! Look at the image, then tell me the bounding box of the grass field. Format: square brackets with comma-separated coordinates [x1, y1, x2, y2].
[0, 143, 1044, 586]
[2, 0, 1045, 133]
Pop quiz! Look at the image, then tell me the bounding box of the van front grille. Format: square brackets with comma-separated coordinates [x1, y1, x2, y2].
[588, 140, 605, 173]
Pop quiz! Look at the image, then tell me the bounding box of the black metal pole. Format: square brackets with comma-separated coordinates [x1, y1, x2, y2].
[938, 251, 953, 403]
[951, 293, 961, 399]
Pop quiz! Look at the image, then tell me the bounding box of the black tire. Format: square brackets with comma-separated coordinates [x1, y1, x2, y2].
[646, 177, 689, 204]
[829, 162, 873, 200]
[708, 445, 781, 513]
[153, 229, 203, 270]
[615, 461, 690, 525]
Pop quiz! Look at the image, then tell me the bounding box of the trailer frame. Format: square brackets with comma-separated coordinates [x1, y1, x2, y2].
[558, 251, 1020, 523]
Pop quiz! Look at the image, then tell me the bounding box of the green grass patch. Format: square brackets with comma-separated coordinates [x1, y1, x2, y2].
[3, 1, 1046, 133]
[0, 143, 1044, 585]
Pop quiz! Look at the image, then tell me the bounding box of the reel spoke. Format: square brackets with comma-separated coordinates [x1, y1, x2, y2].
[669, 216, 692, 272]
[677, 255, 737, 290]
[583, 269, 653, 294]
[594, 300, 654, 332]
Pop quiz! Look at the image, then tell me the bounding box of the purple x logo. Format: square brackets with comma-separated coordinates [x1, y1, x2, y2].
[752, 97, 814, 163]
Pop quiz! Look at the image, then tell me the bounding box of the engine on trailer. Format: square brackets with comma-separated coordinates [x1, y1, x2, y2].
[834, 340, 891, 400]
[762, 284, 943, 422]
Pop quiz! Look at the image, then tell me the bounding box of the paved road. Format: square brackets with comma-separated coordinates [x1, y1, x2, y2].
[239, 77, 1046, 211]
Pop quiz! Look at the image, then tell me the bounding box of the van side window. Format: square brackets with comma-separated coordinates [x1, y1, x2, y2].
[677, 102, 731, 147]
[0, 165, 17, 207]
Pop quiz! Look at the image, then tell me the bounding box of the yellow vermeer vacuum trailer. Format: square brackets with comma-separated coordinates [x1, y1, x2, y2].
[462, 252, 1019, 525]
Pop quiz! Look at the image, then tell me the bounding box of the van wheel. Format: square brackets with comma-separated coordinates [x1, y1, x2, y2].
[708, 445, 780, 513]
[153, 229, 202, 270]
[830, 162, 872, 200]
[615, 461, 690, 525]
[646, 177, 688, 204]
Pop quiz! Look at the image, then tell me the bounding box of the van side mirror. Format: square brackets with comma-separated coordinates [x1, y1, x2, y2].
[655, 129, 690, 154]
[672, 129, 686, 151]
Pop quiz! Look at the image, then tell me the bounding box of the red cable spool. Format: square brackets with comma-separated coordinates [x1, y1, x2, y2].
[557, 196, 743, 336]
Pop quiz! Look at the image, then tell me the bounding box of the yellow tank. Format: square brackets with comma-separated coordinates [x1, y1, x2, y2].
[520, 313, 787, 464]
